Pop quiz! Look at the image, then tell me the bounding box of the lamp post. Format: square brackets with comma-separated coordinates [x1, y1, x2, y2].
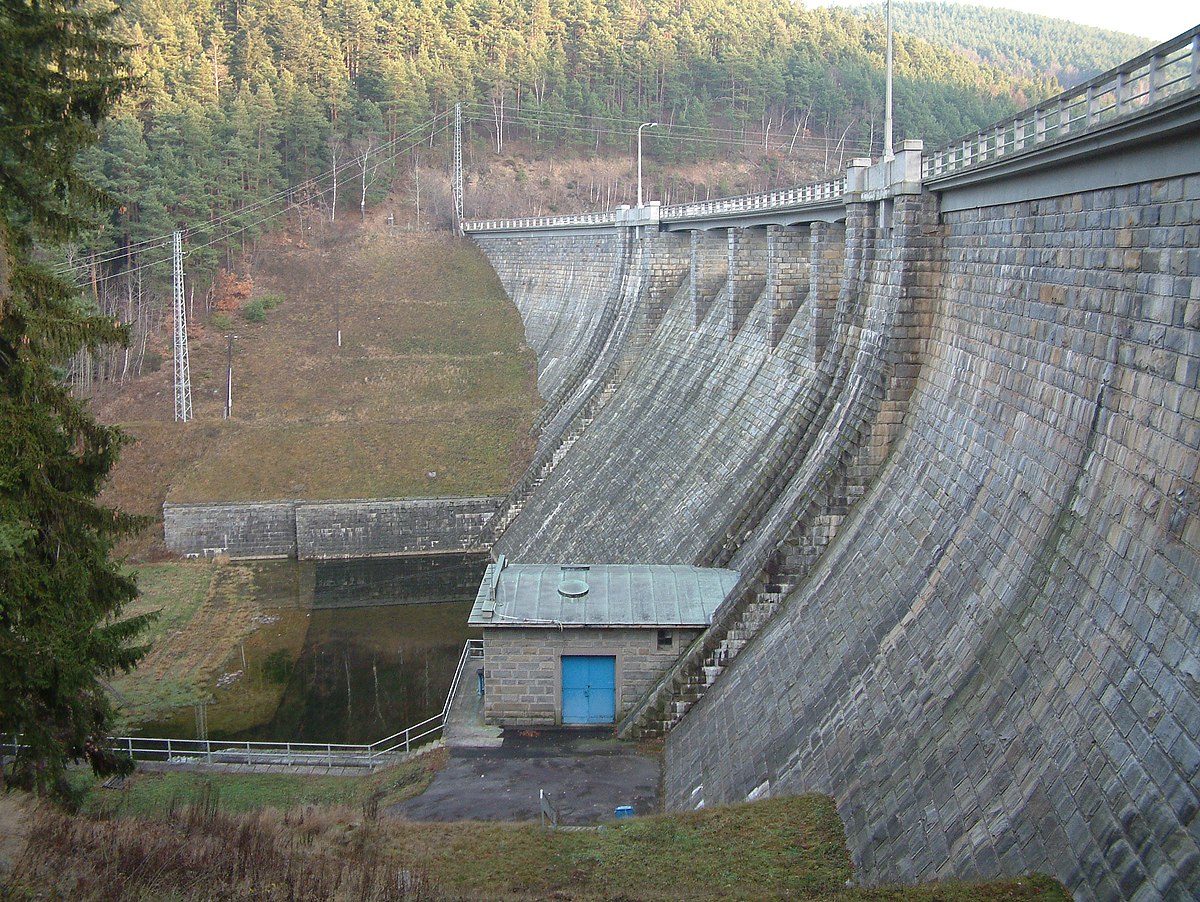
[637, 121, 658, 207]
[883, 0, 894, 161]
[225, 334, 238, 419]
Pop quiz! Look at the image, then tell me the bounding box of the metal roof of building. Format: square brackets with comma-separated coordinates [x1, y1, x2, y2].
[468, 560, 740, 628]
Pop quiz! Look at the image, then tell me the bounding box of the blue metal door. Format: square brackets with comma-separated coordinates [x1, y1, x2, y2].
[561, 655, 616, 724]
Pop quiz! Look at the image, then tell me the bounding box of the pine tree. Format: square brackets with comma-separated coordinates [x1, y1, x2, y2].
[0, 0, 152, 800]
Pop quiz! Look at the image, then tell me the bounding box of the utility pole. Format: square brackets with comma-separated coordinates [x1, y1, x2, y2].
[172, 230, 192, 422]
[883, 0, 894, 161]
[637, 121, 658, 208]
[224, 333, 237, 419]
[452, 102, 464, 235]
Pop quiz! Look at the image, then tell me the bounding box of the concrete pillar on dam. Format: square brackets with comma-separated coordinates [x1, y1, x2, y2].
[689, 229, 727, 327]
[766, 224, 811, 350]
[727, 227, 768, 339]
[808, 221, 845, 364]
[643, 229, 690, 329]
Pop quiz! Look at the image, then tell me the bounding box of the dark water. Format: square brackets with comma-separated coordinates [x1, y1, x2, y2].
[314, 553, 485, 608]
[143, 553, 487, 743]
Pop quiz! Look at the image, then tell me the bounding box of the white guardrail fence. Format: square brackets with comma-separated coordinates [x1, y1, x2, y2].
[923, 26, 1200, 181]
[5, 639, 484, 771]
[658, 176, 845, 222]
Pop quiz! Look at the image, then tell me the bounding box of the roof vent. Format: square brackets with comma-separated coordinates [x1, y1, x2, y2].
[558, 565, 590, 598]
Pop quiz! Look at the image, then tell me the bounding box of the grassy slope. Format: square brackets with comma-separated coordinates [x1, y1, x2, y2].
[8, 787, 1069, 901]
[94, 223, 541, 547]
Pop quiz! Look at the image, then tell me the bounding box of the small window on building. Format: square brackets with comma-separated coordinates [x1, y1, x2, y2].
[657, 629, 673, 650]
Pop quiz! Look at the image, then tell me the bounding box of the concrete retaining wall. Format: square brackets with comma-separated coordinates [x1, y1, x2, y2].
[163, 497, 502, 560]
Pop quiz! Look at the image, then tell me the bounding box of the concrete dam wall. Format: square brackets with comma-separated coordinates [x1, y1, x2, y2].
[469, 121, 1200, 901]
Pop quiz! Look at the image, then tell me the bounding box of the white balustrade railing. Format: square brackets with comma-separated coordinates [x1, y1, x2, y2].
[463, 211, 617, 232]
[924, 25, 1200, 181]
[4, 639, 486, 771]
[660, 177, 846, 222]
[463, 177, 847, 232]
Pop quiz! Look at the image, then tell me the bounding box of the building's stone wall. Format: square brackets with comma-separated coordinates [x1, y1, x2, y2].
[663, 177, 1200, 901]
[164, 497, 502, 560]
[482, 626, 704, 726]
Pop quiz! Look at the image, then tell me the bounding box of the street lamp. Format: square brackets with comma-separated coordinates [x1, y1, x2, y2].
[883, 0, 894, 161]
[225, 334, 238, 419]
[637, 121, 658, 207]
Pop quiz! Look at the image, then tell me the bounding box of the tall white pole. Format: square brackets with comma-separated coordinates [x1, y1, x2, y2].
[172, 230, 192, 422]
[884, 0, 894, 161]
[637, 122, 657, 207]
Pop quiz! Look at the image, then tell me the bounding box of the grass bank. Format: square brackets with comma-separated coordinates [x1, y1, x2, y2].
[111, 559, 312, 732]
[3, 786, 1069, 902]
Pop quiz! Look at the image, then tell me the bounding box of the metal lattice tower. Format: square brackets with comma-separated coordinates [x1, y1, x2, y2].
[172, 230, 193, 422]
[452, 102, 464, 235]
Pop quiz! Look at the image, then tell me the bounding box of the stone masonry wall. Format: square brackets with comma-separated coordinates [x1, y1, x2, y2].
[663, 177, 1200, 901]
[482, 626, 704, 726]
[690, 230, 727, 326]
[728, 227, 767, 339]
[492, 236, 827, 563]
[164, 497, 501, 559]
[472, 232, 621, 401]
[163, 501, 297, 558]
[295, 497, 502, 559]
[766, 224, 810, 349]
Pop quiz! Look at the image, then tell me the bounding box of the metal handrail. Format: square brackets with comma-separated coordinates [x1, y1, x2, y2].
[923, 25, 1200, 181]
[660, 177, 846, 221]
[2, 639, 487, 771]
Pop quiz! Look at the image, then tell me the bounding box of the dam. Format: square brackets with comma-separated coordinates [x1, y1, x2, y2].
[464, 30, 1200, 902]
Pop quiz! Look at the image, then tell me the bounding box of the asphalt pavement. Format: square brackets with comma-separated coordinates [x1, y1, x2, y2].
[388, 728, 660, 824]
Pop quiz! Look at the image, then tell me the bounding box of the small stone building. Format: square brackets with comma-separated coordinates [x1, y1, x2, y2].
[469, 559, 739, 727]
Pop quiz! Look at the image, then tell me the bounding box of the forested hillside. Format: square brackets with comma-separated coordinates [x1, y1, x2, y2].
[854, 2, 1153, 88]
[64, 0, 1045, 391]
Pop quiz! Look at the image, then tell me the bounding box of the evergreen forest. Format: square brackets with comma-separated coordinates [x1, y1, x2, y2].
[64, 0, 1131, 390]
[852, 2, 1155, 88]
